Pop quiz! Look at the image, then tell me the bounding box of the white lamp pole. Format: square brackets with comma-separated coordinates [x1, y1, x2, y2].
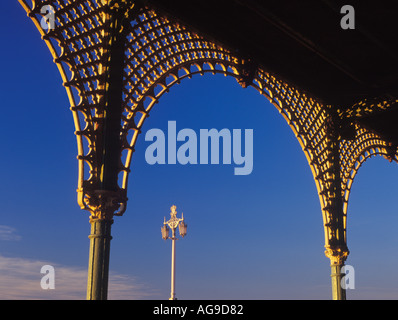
[161, 205, 187, 300]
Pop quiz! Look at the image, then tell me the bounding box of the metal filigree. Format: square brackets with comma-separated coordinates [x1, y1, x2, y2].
[20, 0, 398, 268]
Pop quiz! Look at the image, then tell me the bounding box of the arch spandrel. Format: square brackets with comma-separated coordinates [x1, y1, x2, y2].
[339, 98, 398, 218]
[19, 0, 398, 272]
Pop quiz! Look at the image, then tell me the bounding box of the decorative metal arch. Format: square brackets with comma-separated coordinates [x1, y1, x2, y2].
[19, 0, 398, 300]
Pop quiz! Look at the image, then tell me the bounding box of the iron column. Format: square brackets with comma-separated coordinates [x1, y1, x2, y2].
[87, 217, 113, 300]
[85, 2, 130, 300]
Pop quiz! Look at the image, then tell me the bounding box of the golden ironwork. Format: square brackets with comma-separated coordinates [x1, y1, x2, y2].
[19, 0, 398, 299]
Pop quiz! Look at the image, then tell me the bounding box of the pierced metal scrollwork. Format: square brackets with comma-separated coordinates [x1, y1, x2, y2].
[20, 0, 397, 263]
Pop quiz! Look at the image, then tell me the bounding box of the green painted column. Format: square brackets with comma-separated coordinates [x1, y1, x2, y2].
[86, 217, 113, 300]
[84, 2, 127, 302]
[325, 245, 349, 300]
[330, 263, 346, 300]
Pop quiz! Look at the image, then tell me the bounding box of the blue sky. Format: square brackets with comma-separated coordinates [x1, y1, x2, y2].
[1, 1, 398, 299]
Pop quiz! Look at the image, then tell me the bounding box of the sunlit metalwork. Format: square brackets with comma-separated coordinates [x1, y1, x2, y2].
[19, 0, 398, 300]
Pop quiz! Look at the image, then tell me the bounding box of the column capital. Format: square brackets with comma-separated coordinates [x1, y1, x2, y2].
[325, 246, 349, 265]
[84, 190, 127, 221]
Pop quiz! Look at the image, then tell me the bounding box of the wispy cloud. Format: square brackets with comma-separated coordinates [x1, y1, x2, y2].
[0, 255, 159, 299]
[0, 225, 21, 241]
[108, 273, 159, 300]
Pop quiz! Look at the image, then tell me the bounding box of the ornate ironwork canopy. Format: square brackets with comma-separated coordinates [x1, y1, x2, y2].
[18, 0, 398, 300]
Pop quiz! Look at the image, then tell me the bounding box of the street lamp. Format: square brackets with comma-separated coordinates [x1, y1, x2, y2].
[162, 205, 187, 300]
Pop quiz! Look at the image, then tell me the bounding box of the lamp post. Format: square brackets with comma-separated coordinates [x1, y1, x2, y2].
[161, 205, 187, 300]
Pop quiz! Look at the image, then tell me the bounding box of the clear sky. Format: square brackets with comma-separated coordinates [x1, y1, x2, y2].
[1, 1, 398, 300]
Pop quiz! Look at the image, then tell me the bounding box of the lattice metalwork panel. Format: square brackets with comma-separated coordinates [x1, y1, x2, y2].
[19, 0, 398, 260]
[119, 8, 241, 191]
